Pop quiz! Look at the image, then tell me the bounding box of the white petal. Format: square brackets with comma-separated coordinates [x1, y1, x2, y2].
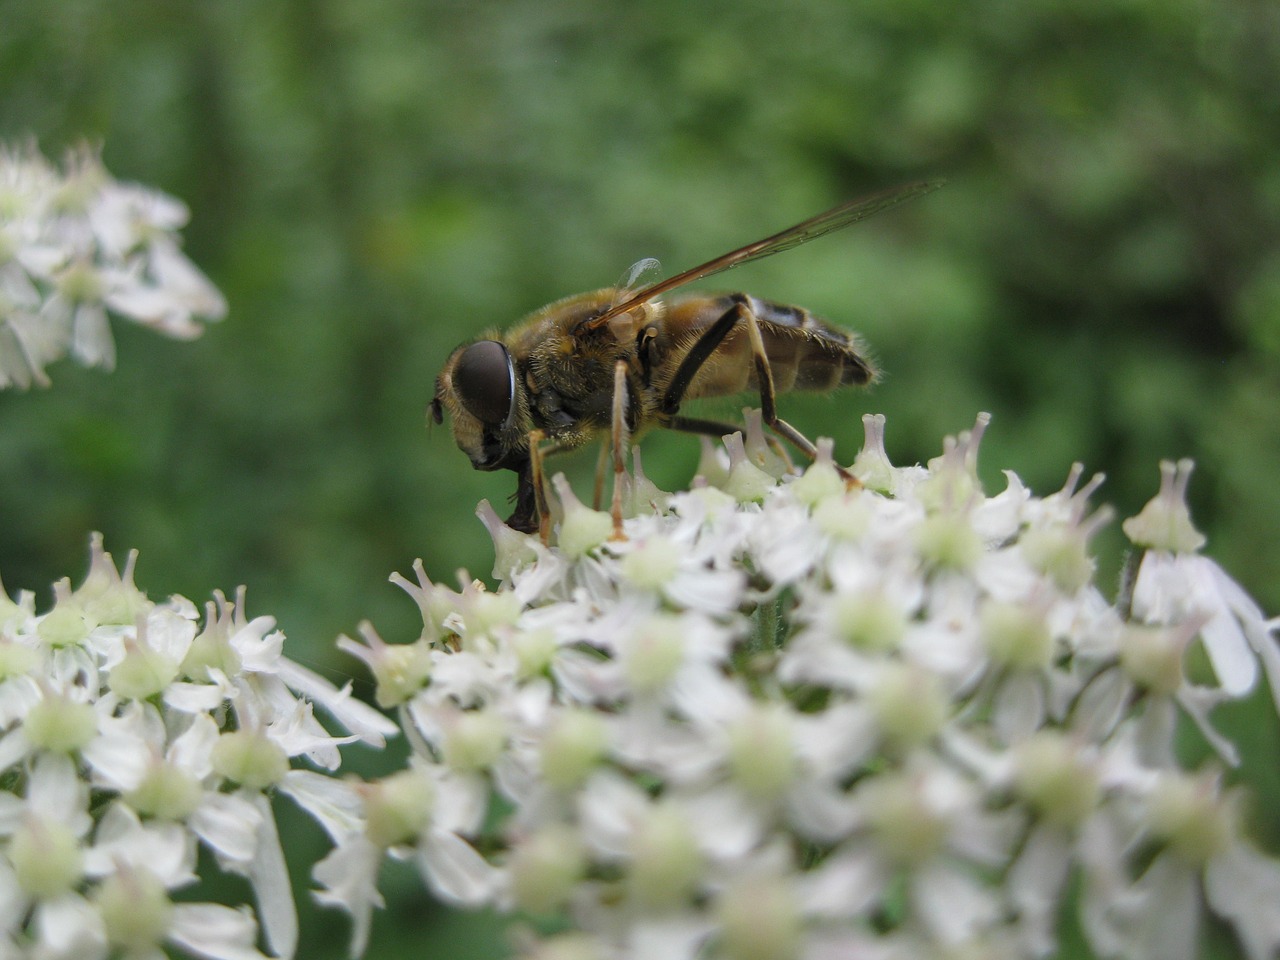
[784, 779, 860, 843]
[418, 828, 500, 906]
[27, 753, 89, 833]
[1129, 853, 1200, 960]
[630, 913, 713, 960]
[168, 713, 221, 777]
[1006, 824, 1072, 957]
[910, 860, 1001, 945]
[797, 845, 883, 918]
[992, 672, 1045, 745]
[245, 794, 297, 960]
[312, 836, 385, 958]
[681, 786, 765, 860]
[33, 894, 108, 960]
[0, 858, 25, 933]
[168, 904, 272, 960]
[190, 792, 263, 864]
[82, 729, 151, 792]
[1198, 601, 1258, 696]
[164, 680, 232, 714]
[1205, 841, 1280, 960]
[83, 803, 196, 886]
[274, 659, 398, 746]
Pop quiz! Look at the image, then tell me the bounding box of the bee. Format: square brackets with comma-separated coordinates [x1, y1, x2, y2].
[431, 180, 943, 532]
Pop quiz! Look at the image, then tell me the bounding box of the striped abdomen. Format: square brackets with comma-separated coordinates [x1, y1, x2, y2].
[662, 293, 877, 401]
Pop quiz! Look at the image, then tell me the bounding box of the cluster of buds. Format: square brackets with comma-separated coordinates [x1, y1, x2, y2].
[331, 413, 1280, 960]
[0, 143, 226, 388]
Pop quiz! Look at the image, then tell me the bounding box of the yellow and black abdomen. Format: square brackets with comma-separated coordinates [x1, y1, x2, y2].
[663, 293, 878, 401]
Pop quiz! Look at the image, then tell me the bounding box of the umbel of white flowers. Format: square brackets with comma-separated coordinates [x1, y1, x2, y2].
[0, 533, 398, 960]
[329, 412, 1280, 960]
[0, 142, 226, 389]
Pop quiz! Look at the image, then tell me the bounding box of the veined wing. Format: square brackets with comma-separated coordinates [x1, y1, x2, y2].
[582, 179, 944, 331]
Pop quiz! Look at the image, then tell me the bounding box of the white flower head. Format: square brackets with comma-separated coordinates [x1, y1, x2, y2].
[0, 535, 377, 960]
[335, 413, 1280, 960]
[0, 142, 225, 389]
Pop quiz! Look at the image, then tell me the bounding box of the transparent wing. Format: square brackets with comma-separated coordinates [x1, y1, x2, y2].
[583, 179, 944, 331]
[609, 257, 662, 310]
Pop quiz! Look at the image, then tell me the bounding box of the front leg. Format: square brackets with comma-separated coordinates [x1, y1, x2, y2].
[505, 457, 538, 533]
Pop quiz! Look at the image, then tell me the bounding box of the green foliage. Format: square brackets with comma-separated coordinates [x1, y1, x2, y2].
[1, 1, 1277, 956]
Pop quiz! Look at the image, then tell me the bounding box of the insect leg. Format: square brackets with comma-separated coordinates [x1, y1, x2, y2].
[740, 302, 820, 461]
[610, 359, 629, 540]
[506, 457, 538, 534]
[659, 303, 743, 415]
[665, 415, 748, 437]
[739, 302, 857, 483]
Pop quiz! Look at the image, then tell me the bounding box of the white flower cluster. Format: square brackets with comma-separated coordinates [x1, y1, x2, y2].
[334, 413, 1280, 960]
[0, 142, 226, 389]
[0, 534, 396, 960]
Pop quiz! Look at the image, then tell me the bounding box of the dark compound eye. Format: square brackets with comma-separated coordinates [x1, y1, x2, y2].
[454, 340, 515, 427]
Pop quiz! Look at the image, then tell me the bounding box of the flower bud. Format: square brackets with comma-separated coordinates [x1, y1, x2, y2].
[509, 824, 587, 914]
[211, 729, 289, 790]
[95, 866, 173, 953]
[789, 439, 845, 508]
[828, 589, 905, 652]
[1014, 732, 1101, 827]
[723, 432, 776, 503]
[622, 614, 685, 693]
[627, 803, 704, 909]
[1120, 624, 1187, 695]
[619, 536, 682, 590]
[540, 709, 610, 791]
[1122, 459, 1206, 553]
[552, 474, 613, 558]
[981, 600, 1053, 671]
[364, 768, 435, 848]
[727, 704, 798, 799]
[860, 774, 947, 865]
[11, 816, 83, 898]
[127, 761, 204, 821]
[915, 512, 982, 571]
[109, 640, 179, 701]
[25, 692, 96, 753]
[442, 709, 507, 773]
[1146, 772, 1233, 865]
[868, 662, 948, 751]
[716, 873, 803, 960]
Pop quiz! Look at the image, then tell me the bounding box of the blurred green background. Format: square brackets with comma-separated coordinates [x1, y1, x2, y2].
[1, 0, 1278, 957]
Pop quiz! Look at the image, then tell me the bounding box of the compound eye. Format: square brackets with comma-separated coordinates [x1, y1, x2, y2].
[454, 340, 515, 427]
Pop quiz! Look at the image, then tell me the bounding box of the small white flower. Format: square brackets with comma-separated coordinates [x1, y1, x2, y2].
[1125, 460, 1275, 705]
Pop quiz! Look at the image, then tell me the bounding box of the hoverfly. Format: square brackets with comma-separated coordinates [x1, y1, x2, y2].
[431, 180, 943, 533]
